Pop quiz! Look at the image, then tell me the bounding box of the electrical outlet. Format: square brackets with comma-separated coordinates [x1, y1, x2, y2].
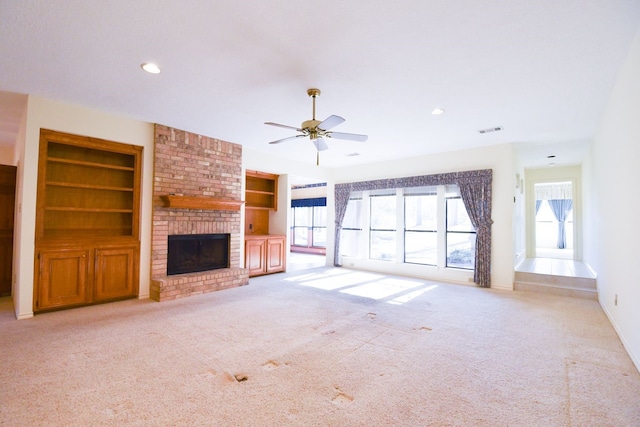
[614, 294, 618, 306]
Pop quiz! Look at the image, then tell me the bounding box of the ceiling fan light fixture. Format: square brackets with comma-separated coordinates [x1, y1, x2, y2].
[141, 62, 161, 74]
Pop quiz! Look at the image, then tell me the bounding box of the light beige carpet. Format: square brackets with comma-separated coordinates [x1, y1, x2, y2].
[1, 266, 639, 426]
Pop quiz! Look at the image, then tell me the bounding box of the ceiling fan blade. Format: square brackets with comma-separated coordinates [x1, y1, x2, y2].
[317, 115, 345, 131]
[265, 122, 301, 131]
[327, 131, 368, 142]
[312, 138, 329, 151]
[268, 135, 305, 145]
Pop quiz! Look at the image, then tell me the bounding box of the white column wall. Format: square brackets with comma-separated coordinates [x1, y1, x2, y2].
[585, 27, 640, 371]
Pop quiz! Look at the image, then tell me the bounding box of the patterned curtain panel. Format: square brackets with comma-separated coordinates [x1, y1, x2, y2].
[334, 169, 493, 287]
[458, 176, 493, 287]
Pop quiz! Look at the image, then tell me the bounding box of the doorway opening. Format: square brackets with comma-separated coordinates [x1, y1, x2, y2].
[290, 182, 327, 270]
[534, 181, 574, 260]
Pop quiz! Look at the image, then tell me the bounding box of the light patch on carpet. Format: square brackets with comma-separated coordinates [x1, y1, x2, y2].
[340, 277, 424, 300]
[388, 284, 438, 305]
[291, 271, 383, 291]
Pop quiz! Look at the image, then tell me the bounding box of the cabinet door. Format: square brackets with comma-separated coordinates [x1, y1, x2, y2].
[266, 237, 286, 273]
[36, 249, 89, 310]
[0, 165, 16, 296]
[245, 239, 266, 276]
[94, 246, 138, 301]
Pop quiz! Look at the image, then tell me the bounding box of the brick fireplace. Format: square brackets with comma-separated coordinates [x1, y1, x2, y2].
[150, 124, 248, 301]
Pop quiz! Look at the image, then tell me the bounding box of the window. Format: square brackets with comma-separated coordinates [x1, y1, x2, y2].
[292, 206, 312, 246]
[312, 205, 327, 247]
[291, 198, 327, 249]
[340, 196, 363, 257]
[369, 192, 397, 261]
[340, 184, 476, 271]
[404, 187, 437, 265]
[446, 186, 476, 269]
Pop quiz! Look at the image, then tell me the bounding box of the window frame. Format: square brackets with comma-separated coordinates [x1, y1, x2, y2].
[290, 202, 327, 249]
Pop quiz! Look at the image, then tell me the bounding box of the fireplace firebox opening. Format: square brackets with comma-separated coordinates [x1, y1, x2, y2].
[167, 233, 230, 275]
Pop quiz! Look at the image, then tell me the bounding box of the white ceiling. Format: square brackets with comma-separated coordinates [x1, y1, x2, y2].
[1, 0, 639, 169]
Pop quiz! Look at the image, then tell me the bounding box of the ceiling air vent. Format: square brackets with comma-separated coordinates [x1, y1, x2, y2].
[478, 126, 503, 134]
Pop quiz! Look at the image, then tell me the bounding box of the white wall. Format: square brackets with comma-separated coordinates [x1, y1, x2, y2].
[328, 143, 516, 290]
[585, 27, 640, 371]
[13, 96, 154, 319]
[0, 145, 15, 165]
[512, 152, 526, 266]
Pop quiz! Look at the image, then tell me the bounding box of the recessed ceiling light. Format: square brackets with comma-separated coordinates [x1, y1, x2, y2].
[548, 162, 556, 167]
[547, 155, 556, 159]
[346, 152, 361, 157]
[431, 108, 445, 115]
[141, 63, 161, 74]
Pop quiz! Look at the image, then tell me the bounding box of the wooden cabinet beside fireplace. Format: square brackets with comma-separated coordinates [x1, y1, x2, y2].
[244, 170, 285, 277]
[33, 129, 142, 312]
[35, 242, 139, 310]
[245, 235, 285, 277]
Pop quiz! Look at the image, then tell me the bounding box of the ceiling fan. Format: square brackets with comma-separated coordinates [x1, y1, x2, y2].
[265, 88, 368, 165]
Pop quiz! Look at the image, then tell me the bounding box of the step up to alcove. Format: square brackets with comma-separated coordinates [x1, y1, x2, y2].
[514, 271, 597, 300]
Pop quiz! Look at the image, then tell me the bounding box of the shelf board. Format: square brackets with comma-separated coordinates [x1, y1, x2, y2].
[48, 157, 135, 171]
[45, 207, 133, 213]
[42, 229, 134, 238]
[246, 189, 275, 196]
[161, 195, 245, 211]
[46, 181, 134, 192]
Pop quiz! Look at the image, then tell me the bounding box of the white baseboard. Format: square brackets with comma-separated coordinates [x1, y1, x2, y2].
[598, 296, 640, 374]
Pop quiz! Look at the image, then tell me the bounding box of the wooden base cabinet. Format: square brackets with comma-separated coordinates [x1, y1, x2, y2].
[245, 235, 285, 277]
[35, 242, 139, 311]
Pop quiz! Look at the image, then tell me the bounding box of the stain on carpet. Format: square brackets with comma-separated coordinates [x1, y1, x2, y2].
[262, 360, 280, 370]
[332, 386, 354, 405]
[234, 373, 248, 382]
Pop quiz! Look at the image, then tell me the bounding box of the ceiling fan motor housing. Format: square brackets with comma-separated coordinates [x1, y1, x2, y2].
[301, 119, 322, 130]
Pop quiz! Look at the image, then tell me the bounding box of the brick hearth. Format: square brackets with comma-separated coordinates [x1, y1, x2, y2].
[150, 124, 248, 301]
